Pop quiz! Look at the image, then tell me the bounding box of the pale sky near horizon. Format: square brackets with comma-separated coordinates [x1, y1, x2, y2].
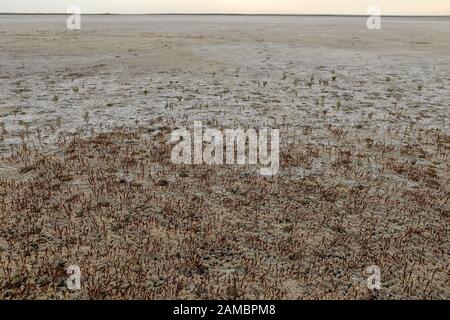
[0, 0, 449, 15]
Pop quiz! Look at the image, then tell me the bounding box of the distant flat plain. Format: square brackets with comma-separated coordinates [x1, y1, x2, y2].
[0, 15, 448, 135]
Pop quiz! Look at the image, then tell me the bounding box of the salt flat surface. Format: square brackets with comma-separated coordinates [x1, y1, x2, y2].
[0, 15, 449, 145]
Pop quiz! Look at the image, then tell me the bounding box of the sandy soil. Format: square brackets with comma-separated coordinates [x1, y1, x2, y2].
[0, 15, 449, 299]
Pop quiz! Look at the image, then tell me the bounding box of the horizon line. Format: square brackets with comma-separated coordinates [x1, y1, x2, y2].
[1, 13, 450, 18]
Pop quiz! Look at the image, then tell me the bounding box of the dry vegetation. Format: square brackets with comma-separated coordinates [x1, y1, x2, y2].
[0, 115, 448, 299]
[0, 15, 449, 300]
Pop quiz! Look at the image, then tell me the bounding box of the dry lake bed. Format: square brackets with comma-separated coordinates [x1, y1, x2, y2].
[0, 15, 449, 299]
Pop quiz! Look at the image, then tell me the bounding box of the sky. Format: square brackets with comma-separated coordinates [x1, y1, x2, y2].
[0, 0, 449, 15]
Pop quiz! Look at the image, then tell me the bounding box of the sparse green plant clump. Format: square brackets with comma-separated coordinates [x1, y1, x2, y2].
[331, 70, 337, 81]
[165, 101, 174, 109]
[83, 111, 90, 124]
[0, 122, 7, 142]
